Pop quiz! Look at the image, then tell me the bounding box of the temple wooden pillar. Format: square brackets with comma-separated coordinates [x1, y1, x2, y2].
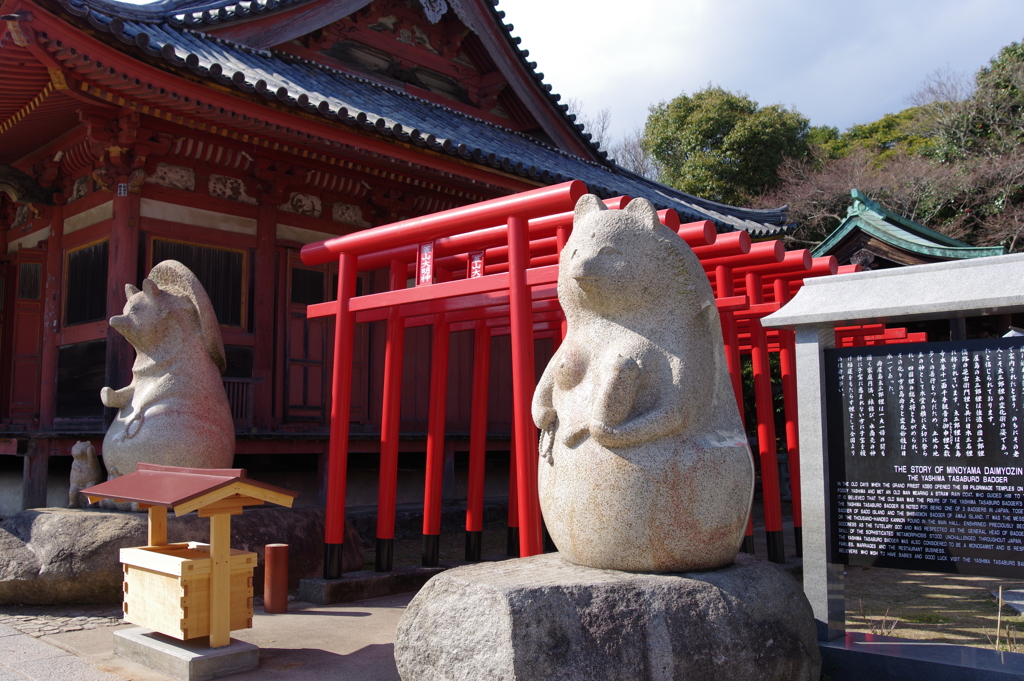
[104, 175, 140, 427]
[253, 203, 276, 428]
[38, 203, 64, 430]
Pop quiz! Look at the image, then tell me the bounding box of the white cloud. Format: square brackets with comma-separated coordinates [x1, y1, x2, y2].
[500, 0, 1024, 139]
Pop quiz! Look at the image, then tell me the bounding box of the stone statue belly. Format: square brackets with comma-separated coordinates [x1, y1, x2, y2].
[102, 399, 234, 477]
[539, 435, 753, 573]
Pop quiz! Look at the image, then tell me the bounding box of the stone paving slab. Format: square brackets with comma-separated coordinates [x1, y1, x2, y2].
[29, 594, 415, 681]
[0, 625, 122, 681]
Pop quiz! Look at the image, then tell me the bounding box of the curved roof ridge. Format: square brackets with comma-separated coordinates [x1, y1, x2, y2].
[57, 0, 612, 164]
[57, 0, 315, 25]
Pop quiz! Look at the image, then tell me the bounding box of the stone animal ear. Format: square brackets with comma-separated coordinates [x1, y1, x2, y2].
[125, 283, 139, 298]
[623, 197, 659, 227]
[142, 278, 161, 298]
[574, 194, 606, 223]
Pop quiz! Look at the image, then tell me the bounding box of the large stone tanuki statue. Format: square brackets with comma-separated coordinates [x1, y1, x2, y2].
[533, 195, 754, 572]
[101, 260, 234, 480]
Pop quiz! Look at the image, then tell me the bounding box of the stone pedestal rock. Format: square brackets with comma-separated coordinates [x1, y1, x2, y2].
[395, 553, 820, 681]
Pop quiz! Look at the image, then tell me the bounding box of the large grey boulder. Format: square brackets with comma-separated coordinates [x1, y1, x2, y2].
[0, 506, 364, 604]
[533, 196, 753, 572]
[395, 552, 819, 681]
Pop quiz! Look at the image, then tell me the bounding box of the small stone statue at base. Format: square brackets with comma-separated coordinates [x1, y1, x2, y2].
[532, 195, 754, 573]
[100, 260, 235, 488]
[67, 441, 102, 508]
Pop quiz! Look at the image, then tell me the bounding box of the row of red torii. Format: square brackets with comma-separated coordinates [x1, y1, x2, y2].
[301, 181, 924, 578]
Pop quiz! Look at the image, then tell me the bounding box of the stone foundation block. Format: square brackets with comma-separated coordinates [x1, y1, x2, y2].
[395, 552, 820, 681]
[113, 627, 257, 681]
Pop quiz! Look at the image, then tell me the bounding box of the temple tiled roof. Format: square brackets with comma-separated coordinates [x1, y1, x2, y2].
[51, 0, 794, 236]
[813, 190, 1006, 261]
[58, 0, 316, 25]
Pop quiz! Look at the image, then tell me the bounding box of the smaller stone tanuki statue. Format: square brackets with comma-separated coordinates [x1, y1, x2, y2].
[67, 440, 102, 508]
[533, 195, 754, 573]
[100, 260, 234, 482]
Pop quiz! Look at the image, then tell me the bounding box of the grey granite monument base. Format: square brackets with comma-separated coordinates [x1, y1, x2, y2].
[113, 627, 258, 681]
[394, 552, 820, 681]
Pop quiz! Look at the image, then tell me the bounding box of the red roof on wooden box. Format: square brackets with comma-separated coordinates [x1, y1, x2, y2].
[82, 463, 297, 510]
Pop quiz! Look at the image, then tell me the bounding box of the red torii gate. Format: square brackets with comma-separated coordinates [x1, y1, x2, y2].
[301, 181, 919, 577]
[302, 182, 585, 576]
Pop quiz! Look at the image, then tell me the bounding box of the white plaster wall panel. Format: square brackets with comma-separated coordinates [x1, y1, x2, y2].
[140, 199, 257, 236]
[63, 200, 113, 235]
[276, 223, 338, 245]
[7, 226, 51, 253]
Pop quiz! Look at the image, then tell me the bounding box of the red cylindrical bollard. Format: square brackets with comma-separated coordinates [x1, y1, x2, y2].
[265, 543, 289, 614]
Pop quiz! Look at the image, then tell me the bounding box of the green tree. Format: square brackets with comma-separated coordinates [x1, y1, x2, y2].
[833, 108, 934, 162]
[756, 38, 1024, 252]
[642, 86, 811, 204]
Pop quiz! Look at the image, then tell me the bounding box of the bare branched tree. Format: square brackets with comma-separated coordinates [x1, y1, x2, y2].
[757, 43, 1024, 254]
[565, 97, 612, 149]
[608, 126, 659, 180]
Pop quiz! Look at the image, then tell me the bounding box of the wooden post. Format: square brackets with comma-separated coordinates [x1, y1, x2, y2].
[264, 544, 289, 614]
[148, 506, 167, 547]
[209, 513, 231, 648]
[323, 252, 357, 579]
[104, 175, 139, 429]
[422, 312, 450, 567]
[375, 260, 406, 572]
[252, 203, 276, 429]
[774, 278, 803, 557]
[716, 264, 754, 554]
[506, 426, 519, 557]
[465, 319, 490, 561]
[746, 272, 785, 564]
[507, 215, 542, 557]
[39, 203, 64, 430]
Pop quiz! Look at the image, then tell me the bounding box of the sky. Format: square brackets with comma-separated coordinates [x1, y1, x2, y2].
[498, 0, 1024, 143]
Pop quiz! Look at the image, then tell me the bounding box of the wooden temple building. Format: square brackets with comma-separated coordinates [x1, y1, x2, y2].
[814, 189, 1011, 341]
[813, 189, 1006, 270]
[0, 0, 792, 510]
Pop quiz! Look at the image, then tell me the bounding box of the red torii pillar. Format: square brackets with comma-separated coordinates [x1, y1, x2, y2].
[375, 260, 407, 572]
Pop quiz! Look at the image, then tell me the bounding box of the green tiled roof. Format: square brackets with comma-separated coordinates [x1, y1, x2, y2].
[812, 190, 1006, 261]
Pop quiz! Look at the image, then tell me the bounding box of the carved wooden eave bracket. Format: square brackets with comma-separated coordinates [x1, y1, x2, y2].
[0, 164, 57, 205]
[83, 111, 174, 192]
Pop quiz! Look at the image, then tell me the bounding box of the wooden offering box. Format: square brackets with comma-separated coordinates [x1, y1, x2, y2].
[122, 542, 256, 640]
[84, 464, 297, 648]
